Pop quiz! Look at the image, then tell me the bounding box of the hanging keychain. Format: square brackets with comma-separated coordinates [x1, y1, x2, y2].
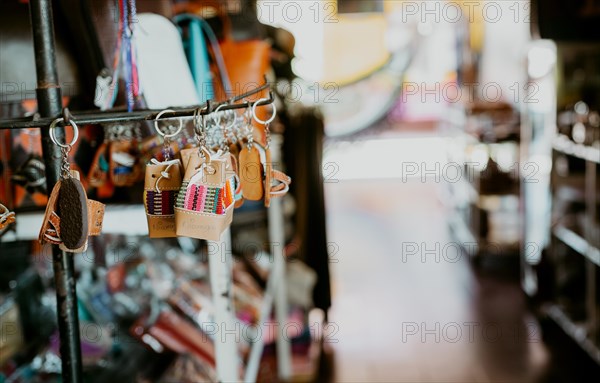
[239, 101, 265, 201]
[179, 107, 204, 172]
[39, 117, 105, 253]
[175, 112, 235, 241]
[252, 98, 291, 208]
[144, 110, 184, 238]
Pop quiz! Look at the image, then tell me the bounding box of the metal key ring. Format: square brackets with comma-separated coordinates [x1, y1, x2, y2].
[154, 109, 183, 138]
[214, 104, 236, 130]
[49, 117, 79, 148]
[252, 98, 277, 125]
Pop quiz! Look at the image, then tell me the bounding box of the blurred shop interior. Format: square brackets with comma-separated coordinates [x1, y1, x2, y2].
[0, 0, 599, 382]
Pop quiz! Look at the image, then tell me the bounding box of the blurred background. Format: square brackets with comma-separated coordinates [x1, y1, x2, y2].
[1, 0, 599, 382]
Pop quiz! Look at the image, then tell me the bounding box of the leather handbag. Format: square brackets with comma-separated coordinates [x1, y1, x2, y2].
[173, 1, 271, 144]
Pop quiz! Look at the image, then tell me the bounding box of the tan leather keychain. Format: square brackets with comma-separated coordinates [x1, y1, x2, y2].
[251, 98, 291, 207]
[39, 118, 105, 253]
[143, 110, 184, 238]
[239, 145, 264, 200]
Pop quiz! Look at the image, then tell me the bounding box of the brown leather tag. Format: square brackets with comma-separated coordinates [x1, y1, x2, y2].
[239, 147, 264, 201]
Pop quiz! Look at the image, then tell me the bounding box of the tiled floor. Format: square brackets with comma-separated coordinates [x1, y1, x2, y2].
[324, 179, 551, 383]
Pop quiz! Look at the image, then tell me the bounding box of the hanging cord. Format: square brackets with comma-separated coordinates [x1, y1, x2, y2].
[150, 158, 176, 193]
[104, 0, 123, 110]
[104, 0, 139, 111]
[125, 0, 139, 111]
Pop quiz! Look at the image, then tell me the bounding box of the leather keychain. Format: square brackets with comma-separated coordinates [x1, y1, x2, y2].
[175, 112, 235, 241]
[39, 118, 105, 253]
[175, 148, 234, 241]
[144, 110, 184, 238]
[239, 104, 264, 201]
[108, 124, 143, 187]
[251, 98, 291, 207]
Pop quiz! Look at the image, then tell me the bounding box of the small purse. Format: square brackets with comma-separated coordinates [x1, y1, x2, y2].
[143, 110, 184, 238]
[175, 148, 235, 241]
[144, 159, 183, 238]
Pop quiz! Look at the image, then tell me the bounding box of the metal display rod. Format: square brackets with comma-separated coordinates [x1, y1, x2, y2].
[28, 0, 83, 381]
[0, 83, 273, 130]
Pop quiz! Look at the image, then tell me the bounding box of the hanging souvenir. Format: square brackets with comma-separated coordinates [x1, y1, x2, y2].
[238, 104, 264, 201]
[144, 110, 183, 238]
[39, 118, 105, 253]
[251, 98, 292, 207]
[175, 112, 235, 241]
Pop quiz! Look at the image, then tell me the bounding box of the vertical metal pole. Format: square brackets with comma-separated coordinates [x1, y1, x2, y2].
[268, 135, 292, 380]
[28, 1, 83, 382]
[208, 229, 239, 382]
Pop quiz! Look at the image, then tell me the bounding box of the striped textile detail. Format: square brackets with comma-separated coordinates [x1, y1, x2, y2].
[145, 190, 176, 215]
[179, 182, 230, 215]
[224, 179, 233, 207]
[176, 181, 188, 209]
[214, 188, 223, 214]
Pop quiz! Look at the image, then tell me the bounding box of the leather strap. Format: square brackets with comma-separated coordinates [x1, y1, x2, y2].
[87, 199, 105, 236]
[270, 169, 291, 197]
[38, 181, 62, 244]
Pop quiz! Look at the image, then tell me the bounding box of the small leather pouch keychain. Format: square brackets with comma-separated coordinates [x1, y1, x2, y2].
[39, 118, 105, 253]
[107, 124, 143, 187]
[88, 141, 110, 188]
[175, 145, 235, 240]
[251, 98, 291, 207]
[144, 110, 184, 238]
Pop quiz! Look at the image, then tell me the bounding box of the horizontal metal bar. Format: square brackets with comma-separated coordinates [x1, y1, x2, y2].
[0, 83, 272, 130]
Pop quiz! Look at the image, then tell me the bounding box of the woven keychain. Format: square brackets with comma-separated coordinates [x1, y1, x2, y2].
[144, 110, 184, 238]
[251, 98, 291, 207]
[39, 118, 105, 253]
[175, 112, 235, 240]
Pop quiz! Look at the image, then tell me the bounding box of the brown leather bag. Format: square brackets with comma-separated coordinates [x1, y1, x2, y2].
[173, 0, 271, 144]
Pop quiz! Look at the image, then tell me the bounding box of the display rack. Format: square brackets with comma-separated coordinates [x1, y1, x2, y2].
[545, 122, 599, 364]
[0, 0, 292, 381]
[442, 103, 521, 259]
[518, 39, 599, 364]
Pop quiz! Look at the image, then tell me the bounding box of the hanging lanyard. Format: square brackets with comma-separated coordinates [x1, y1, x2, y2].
[105, 0, 139, 111]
